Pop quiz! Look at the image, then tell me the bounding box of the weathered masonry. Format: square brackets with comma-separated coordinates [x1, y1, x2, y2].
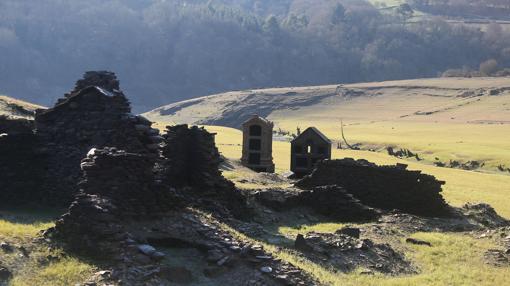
[290, 127, 331, 176]
[241, 115, 275, 173]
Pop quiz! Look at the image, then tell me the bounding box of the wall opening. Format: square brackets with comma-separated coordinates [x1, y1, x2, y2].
[249, 125, 262, 136]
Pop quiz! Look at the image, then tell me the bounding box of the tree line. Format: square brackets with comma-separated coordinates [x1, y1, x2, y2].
[0, 0, 509, 111]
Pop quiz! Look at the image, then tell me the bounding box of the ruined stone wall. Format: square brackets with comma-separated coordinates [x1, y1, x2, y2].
[80, 148, 175, 215]
[162, 125, 248, 218]
[0, 115, 34, 134]
[0, 71, 162, 206]
[50, 147, 177, 257]
[0, 132, 47, 204]
[296, 158, 451, 217]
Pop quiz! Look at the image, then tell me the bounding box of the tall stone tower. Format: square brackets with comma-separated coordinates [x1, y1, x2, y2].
[241, 115, 275, 173]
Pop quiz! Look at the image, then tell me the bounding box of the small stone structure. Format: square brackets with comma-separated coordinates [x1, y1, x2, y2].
[241, 115, 275, 173]
[290, 127, 331, 176]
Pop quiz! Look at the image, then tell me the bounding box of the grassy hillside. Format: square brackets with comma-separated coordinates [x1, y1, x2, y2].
[146, 77, 510, 173]
[0, 95, 45, 119]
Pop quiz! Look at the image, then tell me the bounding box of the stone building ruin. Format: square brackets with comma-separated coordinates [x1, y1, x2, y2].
[290, 127, 331, 176]
[241, 115, 275, 173]
[0, 71, 162, 205]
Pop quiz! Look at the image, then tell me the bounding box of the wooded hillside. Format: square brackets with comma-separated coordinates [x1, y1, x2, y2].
[0, 0, 509, 111]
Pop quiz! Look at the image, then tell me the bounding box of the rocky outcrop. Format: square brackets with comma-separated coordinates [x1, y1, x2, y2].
[162, 124, 248, 218]
[296, 158, 451, 217]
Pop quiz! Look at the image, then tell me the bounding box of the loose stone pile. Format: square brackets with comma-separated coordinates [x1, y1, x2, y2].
[162, 124, 248, 218]
[296, 158, 451, 217]
[294, 230, 415, 275]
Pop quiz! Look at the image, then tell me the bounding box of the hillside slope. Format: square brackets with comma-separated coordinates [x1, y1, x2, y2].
[145, 77, 510, 172]
[0, 95, 45, 119]
[146, 77, 510, 126]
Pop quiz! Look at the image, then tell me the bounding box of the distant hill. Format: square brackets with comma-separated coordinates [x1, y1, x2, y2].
[0, 95, 45, 119]
[145, 77, 510, 127]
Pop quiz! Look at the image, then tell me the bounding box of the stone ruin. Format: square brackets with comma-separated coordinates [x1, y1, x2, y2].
[161, 124, 248, 218]
[296, 158, 451, 217]
[49, 147, 178, 257]
[0, 71, 162, 205]
[44, 144, 304, 285]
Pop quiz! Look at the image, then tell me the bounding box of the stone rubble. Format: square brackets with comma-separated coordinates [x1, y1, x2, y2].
[293, 231, 416, 275]
[254, 186, 379, 222]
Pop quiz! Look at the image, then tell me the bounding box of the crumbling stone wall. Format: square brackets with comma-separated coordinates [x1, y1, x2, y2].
[162, 125, 248, 218]
[80, 148, 175, 215]
[34, 83, 161, 204]
[296, 158, 451, 217]
[0, 115, 34, 134]
[72, 71, 120, 94]
[49, 148, 177, 257]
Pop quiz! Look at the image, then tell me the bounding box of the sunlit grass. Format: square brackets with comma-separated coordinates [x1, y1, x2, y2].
[0, 220, 53, 240]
